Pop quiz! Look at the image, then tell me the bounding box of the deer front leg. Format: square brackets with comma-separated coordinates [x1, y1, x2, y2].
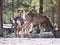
[25, 22, 33, 37]
[39, 24, 43, 33]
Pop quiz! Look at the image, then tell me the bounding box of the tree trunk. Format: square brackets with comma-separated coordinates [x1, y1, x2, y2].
[12, 0, 14, 18]
[50, 7, 56, 37]
[49, 0, 56, 37]
[50, 7, 54, 25]
[39, 0, 43, 15]
[50, 0, 54, 25]
[56, 0, 60, 38]
[0, 0, 3, 36]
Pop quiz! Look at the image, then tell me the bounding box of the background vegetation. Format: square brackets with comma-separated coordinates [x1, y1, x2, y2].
[3, 0, 56, 24]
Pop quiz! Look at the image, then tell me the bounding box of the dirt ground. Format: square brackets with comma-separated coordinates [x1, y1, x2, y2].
[0, 38, 60, 45]
[2, 24, 59, 45]
[0, 32, 59, 45]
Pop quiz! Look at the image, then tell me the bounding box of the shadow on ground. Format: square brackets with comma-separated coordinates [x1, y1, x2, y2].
[2, 32, 54, 38]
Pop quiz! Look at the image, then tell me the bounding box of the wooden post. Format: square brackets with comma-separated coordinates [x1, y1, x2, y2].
[39, 0, 43, 15]
[12, 0, 14, 18]
[0, 0, 3, 36]
[56, 0, 60, 38]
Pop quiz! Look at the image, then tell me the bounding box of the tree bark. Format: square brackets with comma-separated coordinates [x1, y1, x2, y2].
[12, 0, 14, 18]
[50, 7, 56, 37]
[50, 0, 54, 25]
[0, 0, 3, 36]
[39, 0, 43, 15]
[56, 0, 60, 38]
[50, 7, 54, 25]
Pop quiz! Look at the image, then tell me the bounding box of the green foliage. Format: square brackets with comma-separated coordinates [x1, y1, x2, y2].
[3, 0, 56, 24]
[43, 0, 56, 16]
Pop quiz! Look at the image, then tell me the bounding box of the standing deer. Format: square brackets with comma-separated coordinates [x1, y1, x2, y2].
[23, 9, 53, 36]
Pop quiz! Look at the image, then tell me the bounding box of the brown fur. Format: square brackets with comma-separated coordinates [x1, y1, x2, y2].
[23, 10, 53, 34]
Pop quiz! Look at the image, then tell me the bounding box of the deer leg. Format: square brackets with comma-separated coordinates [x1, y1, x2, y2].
[16, 25, 19, 37]
[25, 23, 29, 34]
[39, 24, 44, 37]
[39, 24, 43, 32]
[14, 29, 17, 37]
[14, 25, 19, 37]
[23, 22, 32, 37]
[25, 22, 32, 37]
[20, 26, 25, 38]
[14, 25, 17, 37]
